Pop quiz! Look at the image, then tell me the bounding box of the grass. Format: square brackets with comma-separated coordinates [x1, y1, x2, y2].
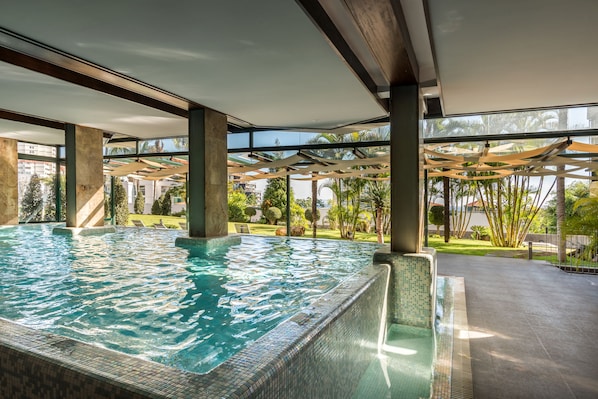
[425, 236, 523, 257]
[127, 215, 532, 257]
[127, 214, 187, 229]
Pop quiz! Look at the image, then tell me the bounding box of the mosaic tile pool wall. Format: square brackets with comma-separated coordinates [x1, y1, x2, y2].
[374, 248, 437, 329]
[0, 263, 388, 399]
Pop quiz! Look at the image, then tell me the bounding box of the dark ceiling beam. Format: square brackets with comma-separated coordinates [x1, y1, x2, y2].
[0, 108, 65, 130]
[0, 28, 254, 134]
[0, 28, 191, 118]
[342, 0, 418, 85]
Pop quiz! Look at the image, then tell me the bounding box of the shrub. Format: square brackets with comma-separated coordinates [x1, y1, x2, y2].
[134, 190, 145, 214]
[290, 225, 305, 236]
[304, 208, 321, 223]
[229, 189, 248, 222]
[245, 207, 257, 219]
[161, 191, 172, 216]
[151, 197, 163, 215]
[172, 209, 186, 217]
[113, 179, 129, 225]
[471, 225, 490, 240]
[265, 207, 282, 225]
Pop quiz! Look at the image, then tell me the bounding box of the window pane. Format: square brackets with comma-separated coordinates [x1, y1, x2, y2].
[18, 160, 65, 222]
[17, 142, 57, 157]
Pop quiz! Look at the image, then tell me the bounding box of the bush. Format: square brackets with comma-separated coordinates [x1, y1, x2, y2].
[304, 208, 321, 223]
[134, 190, 145, 214]
[245, 207, 257, 219]
[161, 192, 172, 216]
[265, 207, 282, 225]
[471, 225, 490, 240]
[151, 197, 163, 215]
[113, 179, 129, 226]
[172, 209, 186, 217]
[290, 225, 305, 236]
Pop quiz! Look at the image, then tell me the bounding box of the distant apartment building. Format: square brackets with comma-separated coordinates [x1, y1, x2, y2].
[17, 143, 57, 208]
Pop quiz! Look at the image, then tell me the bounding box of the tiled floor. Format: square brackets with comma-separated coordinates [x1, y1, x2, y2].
[439, 254, 598, 399]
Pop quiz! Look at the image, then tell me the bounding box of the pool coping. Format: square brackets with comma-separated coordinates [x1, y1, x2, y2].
[432, 276, 473, 399]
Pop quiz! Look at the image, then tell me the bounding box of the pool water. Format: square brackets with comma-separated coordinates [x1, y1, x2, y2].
[0, 224, 379, 373]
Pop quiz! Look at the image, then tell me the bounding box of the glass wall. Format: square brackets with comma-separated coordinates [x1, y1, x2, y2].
[423, 106, 598, 140]
[17, 160, 65, 223]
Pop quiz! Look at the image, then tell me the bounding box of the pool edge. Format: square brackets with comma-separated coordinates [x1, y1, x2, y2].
[0, 263, 388, 399]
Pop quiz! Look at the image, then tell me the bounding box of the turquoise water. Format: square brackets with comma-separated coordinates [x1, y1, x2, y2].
[0, 224, 379, 373]
[353, 278, 451, 399]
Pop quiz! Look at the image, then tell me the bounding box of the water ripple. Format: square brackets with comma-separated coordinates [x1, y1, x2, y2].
[0, 225, 379, 373]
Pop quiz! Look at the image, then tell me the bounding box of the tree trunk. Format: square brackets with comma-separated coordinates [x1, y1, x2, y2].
[556, 109, 568, 262]
[311, 173, 317, 238]
[556, 167, 566, 262]
[376, 207, 384, 244]
[443, 176, 450, 243]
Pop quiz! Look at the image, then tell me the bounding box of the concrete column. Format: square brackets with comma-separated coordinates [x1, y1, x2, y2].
[0, 138, 19, 225]
[384, 85, 437, 330]
[390, 84, 422, 253]
[65, 124, 105, 228]
[187, 108, 228, 237]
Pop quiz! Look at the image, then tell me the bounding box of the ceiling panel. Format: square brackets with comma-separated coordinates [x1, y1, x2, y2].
[0, 62, 187, 144]
[0, 0, 385, 133]
[427, 0, 598, 115]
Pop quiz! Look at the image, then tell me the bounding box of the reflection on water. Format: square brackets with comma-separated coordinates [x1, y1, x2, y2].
[0, 224, 378, 373]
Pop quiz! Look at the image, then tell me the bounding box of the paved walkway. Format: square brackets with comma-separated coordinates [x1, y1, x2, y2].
[438, 254, 598, 399]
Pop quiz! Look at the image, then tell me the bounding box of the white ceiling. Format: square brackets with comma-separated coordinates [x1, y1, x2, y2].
[1, 0, 597, 146]
[428, 0, 598, 115]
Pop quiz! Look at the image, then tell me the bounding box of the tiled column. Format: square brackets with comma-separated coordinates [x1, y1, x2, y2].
[0, 138, 19, 225]
[374, 248, 437, 329]
[65, 124, 105, 228]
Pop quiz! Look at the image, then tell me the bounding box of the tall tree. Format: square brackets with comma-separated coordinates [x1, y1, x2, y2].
[228, 186, 248, 222]
[21, 174, 44, 222]
[362, 179, 390, 243]
[134, 189, 145, 214]
[43, 173, 66, 221]
[476, 174, 554, 247]
[556, 109, 568, 262]
[443, 176, 450, 243]
[311, 173, 318, 238]
[261, 177, 296, 222]
[541, 181, 589, 232]
[113, 178, 129, 225]
[556, 168, 566, 262]
[448, 178, 476, 238]
[566, 196, 598, 260]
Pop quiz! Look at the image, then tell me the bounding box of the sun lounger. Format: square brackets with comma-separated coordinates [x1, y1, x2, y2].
[234, 223, 251, 234]
[154, 220, 167, 229]
[132, 220, 146, 227]
[179, 222, 187, 230]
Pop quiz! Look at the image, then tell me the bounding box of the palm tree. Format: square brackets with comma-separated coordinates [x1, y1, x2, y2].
[362, 179, 390, 243]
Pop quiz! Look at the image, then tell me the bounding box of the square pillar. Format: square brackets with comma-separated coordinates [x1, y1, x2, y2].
[390, 84, 423, 253]
[0, 138, 19, 225]
[65, 124, 105, 228]
[187, 108, 228, 237]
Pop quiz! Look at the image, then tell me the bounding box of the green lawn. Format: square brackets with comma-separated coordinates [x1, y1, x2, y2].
[425, 236, 524, 257]
[127, 214, 187, 229]
[127, 215, 528, 257]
